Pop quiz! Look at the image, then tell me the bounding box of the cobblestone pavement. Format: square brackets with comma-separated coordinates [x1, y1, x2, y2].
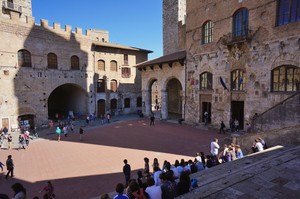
[0, 114, 227, 199]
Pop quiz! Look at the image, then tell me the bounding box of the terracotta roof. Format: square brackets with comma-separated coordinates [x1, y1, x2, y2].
[135, 50, 186, 68]
[92, 42, 152, 53]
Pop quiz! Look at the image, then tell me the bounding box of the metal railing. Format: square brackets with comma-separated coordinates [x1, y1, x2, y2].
[224, 29, 253, 45]
[2, 0, 22, 13]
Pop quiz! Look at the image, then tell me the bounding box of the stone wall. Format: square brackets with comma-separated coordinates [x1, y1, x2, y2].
[231, 125, 300, 155]
[184, 0, 300, 129]
[252, 92, 300, 132]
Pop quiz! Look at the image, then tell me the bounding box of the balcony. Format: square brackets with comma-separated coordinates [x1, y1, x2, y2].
[223, 29, 253, 46]
[2, 0, 22, 13]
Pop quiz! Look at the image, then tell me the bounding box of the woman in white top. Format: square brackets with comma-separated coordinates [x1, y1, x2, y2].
[210, 138, 220, 156]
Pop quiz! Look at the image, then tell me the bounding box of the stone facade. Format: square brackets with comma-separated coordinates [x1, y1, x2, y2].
[163, 0, 186, 55]
[0, 0, 150, 130]
[184, 0, 300, 129]
[139, 0, 300, 131]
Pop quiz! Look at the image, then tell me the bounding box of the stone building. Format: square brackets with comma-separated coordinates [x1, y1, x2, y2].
[0, 0, 151, 130]
[136, 0, 187, 120]
[137, 0, 300, 131]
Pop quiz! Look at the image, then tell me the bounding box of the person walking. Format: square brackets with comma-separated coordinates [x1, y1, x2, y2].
[5, 155, 14, 179]
[63, 125, 68, 137]
[18, 135, 25, 150]
[79, 126, 84, 141]
[55, 127, 61, 142]
[106, 113, 111, 124]
[7, 134, 12, 150]
[210, 138, 220, 157]
[219, 121, 226, 134]
[40, 181, 55, 199]
[70, 122, 74, 133]
[150, 111, 155, 126]
[204, 112, 209, 126]
[0, 161, 5, 171]
[234, 118, 239, 132]
[0, 133, 4, 148]
[123, 159, 131, 187]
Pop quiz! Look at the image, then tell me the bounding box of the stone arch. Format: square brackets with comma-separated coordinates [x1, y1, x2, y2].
[164, 77, 183, 119]
[201, 63, 213, 73]
[271, 53, 300, 70]
[144, 78, 158, 116]
[48, 83, 88, 120]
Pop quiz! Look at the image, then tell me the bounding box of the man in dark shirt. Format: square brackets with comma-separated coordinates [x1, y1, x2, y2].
[6, 155, 14, 179]
[123, 159, 131, 186]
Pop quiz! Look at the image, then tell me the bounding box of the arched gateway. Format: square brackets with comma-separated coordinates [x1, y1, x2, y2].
[48, 84, 88, 120]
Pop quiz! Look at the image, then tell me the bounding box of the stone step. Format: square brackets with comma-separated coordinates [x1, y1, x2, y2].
[176, 145, 300, 198]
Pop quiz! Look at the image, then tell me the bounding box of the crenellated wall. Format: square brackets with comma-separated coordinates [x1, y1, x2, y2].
[0, 2, 150, 129]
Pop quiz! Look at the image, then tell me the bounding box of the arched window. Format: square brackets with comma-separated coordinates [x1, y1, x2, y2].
[202, 20, 213, 44]
[233, 8, 249, 38]
[136, 97, 142, 107]
[231, 69, 246, 91]
[98, 60, 105, 71]
[277, 0, 300, 26]
[110, 79, 117, 92]
[110, 60, 117, 72]
[18, 49, 32, 67]
[97, 79, 105, 93]
[47, 53, 58, 69]
[200, 72, 213, 90]
[272, 65, 300, 91]
[124, 98, 130, 108]
[71, 55, 80, 70]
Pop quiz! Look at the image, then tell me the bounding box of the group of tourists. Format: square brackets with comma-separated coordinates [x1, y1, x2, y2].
[107, 152, 221, 199]
[1, 130, 31, 150]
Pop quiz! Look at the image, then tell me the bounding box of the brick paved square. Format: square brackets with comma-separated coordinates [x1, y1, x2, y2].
[0, 118, 225, 199]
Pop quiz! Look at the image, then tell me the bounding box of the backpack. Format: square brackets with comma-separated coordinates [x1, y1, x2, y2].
[191, 178, 198, 188]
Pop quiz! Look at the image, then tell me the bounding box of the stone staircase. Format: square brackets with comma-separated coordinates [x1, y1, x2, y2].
[176, 144, 300, 199]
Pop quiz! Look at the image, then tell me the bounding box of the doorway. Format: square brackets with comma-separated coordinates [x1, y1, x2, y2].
[231, 101, 244, 129]
[97, 99, 105, 117]
[202, 102, 211, 123]
[1, 118, 9, 129]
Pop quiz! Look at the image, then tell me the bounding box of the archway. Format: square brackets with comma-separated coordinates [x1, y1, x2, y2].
[48, 84, 88, 120]
[150, 80, 159, 111]
[97, 99, 105, 117]
[166, 78, 182, 119]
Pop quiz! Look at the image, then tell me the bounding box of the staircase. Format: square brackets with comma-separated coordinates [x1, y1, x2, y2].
[176, 145, 300, 198]
[252, 91, 300, 133]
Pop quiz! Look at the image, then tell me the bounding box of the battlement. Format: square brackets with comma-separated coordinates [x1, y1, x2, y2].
[1, 8, 109, 42]
[38, 19, 109, 42]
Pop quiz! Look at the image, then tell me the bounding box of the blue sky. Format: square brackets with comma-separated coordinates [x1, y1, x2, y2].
[31, 0, 163, 60]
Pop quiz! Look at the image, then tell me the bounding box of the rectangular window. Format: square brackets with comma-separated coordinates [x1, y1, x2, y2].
[122, 67, 131, 78]
[97, 79, 105, 93]
[124, 54, 128, 65]
[277, 0, 300, 26]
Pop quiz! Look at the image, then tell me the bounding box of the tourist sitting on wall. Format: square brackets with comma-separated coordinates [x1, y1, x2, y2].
[252, 138, 264, 153]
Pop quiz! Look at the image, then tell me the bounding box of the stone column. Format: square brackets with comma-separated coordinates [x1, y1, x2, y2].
[161, 90, 168, 119]
[142, 89, 151, 116]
